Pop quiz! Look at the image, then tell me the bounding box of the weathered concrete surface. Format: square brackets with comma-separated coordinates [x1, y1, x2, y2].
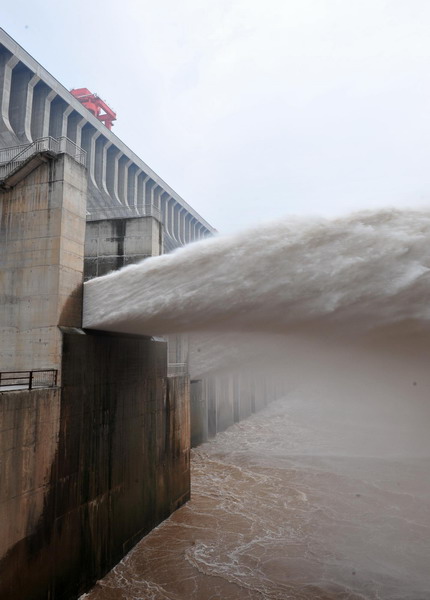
[0, 331, 190, 600]
[0, 388, 61, 560]
[0, 154, 87, 372]
[190, 380, 208, 447]
[84, 216, 162, 280]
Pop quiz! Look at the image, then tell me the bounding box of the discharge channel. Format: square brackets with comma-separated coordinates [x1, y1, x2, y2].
[81, 208, 430, 599]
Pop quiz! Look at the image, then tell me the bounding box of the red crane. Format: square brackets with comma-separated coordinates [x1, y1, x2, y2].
[70, 88, 117, 130]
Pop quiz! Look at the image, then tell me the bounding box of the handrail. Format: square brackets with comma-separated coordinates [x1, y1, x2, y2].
[0, 143, 31, 163]
[0, 136, 86, 181]
[0, 369, 58, 391]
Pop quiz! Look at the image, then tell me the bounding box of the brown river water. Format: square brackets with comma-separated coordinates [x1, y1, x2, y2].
[81, 387, 430, 600]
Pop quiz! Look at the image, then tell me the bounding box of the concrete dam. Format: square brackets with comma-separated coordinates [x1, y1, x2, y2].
[0, 28, 284, 600]
[2, 26, 430, 600]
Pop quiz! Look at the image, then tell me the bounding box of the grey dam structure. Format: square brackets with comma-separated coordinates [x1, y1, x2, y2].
[0, 28, 284, 600]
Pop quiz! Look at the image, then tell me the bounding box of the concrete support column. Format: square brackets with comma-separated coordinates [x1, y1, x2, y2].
[0, 153, 87, 372]
[160, 192, 170, 225]
[81, 124, 101, 189]
[192, 218, 200, 242]
[48, 97, 68, 138]
[9, 65, 39, 142]
[99, 139, 112, 194]
[30, 84, 56, 139]
[118, 157, 132, 206]
[166, 196, 175, 237]
[89, 130, 102, 188]
[105, 146, 122, 204]
[136, 172, 149, 214]
[178, 208, 187, 245]
[74, 116, 87, 148]
[127, 164, 140, 210]
[153, 185, 162, 211]
[0, 53, 19, 141]
[172, 201, 182, 243]
[66, 111, 86, 144]
[60, 105, 74, 138]
[144, 179, 157, 214]
[94, 135, 108, 189]
[187, 216, 196, 243]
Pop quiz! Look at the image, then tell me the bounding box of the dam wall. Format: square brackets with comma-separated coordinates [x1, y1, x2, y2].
[191, 373, 287, 447]
[0, 27, 216, 251]
[84, 215, 162, 280]
[0, 331, 190, 600]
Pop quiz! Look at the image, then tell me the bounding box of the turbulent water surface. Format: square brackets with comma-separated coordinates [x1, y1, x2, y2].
[81, 208, 430, 599]
[82, 390, 430, 600]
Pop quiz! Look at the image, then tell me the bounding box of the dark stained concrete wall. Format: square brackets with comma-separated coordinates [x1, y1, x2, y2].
[84, 216, 162, 280]
[0, 330, 190, 600]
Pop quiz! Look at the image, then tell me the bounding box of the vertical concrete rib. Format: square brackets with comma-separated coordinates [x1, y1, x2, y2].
[100, 139, 112, 194]
[94, 135, 108, 189]
[136, 173, 149, 214]
[49, 96, 68, 138]
[81, 123, 101, 188]
[160, 192, 170, 226]
[186, 215, 194, 243]
[9, 64, 39, 142]
[74, 116, 87, 148]
[144, 179, 157, 214]
[0, 52, 19, 142]
[66, 111, 85, 143]
[179, 207, 187, 244]
[152, 185, 162, 211]
[31, 84, 56, 139]
[166, 196, 176, 239]
[118, 156, 132, 206]
[172, 202, 182, 243]
[60, 106, 74, 138]
[127, 164, 140, 211]
[106, 145, 123, 204]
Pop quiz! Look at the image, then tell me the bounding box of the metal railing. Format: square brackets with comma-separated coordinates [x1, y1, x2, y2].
[0, 369, 58, 391]
[0, 136, 86, 180]
[0, 143, 31, 164]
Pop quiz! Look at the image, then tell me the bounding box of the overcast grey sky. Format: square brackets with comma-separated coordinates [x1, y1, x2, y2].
[3, 1, 430, 232]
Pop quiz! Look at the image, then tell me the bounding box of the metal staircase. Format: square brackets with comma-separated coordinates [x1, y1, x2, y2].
[0, 136, 86, 189]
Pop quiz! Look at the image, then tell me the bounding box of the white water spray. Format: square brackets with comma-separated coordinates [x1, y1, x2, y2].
[83, 208, 430, 338]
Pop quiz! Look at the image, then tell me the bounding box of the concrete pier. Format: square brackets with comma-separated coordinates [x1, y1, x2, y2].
[0, 152, 87, 373]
